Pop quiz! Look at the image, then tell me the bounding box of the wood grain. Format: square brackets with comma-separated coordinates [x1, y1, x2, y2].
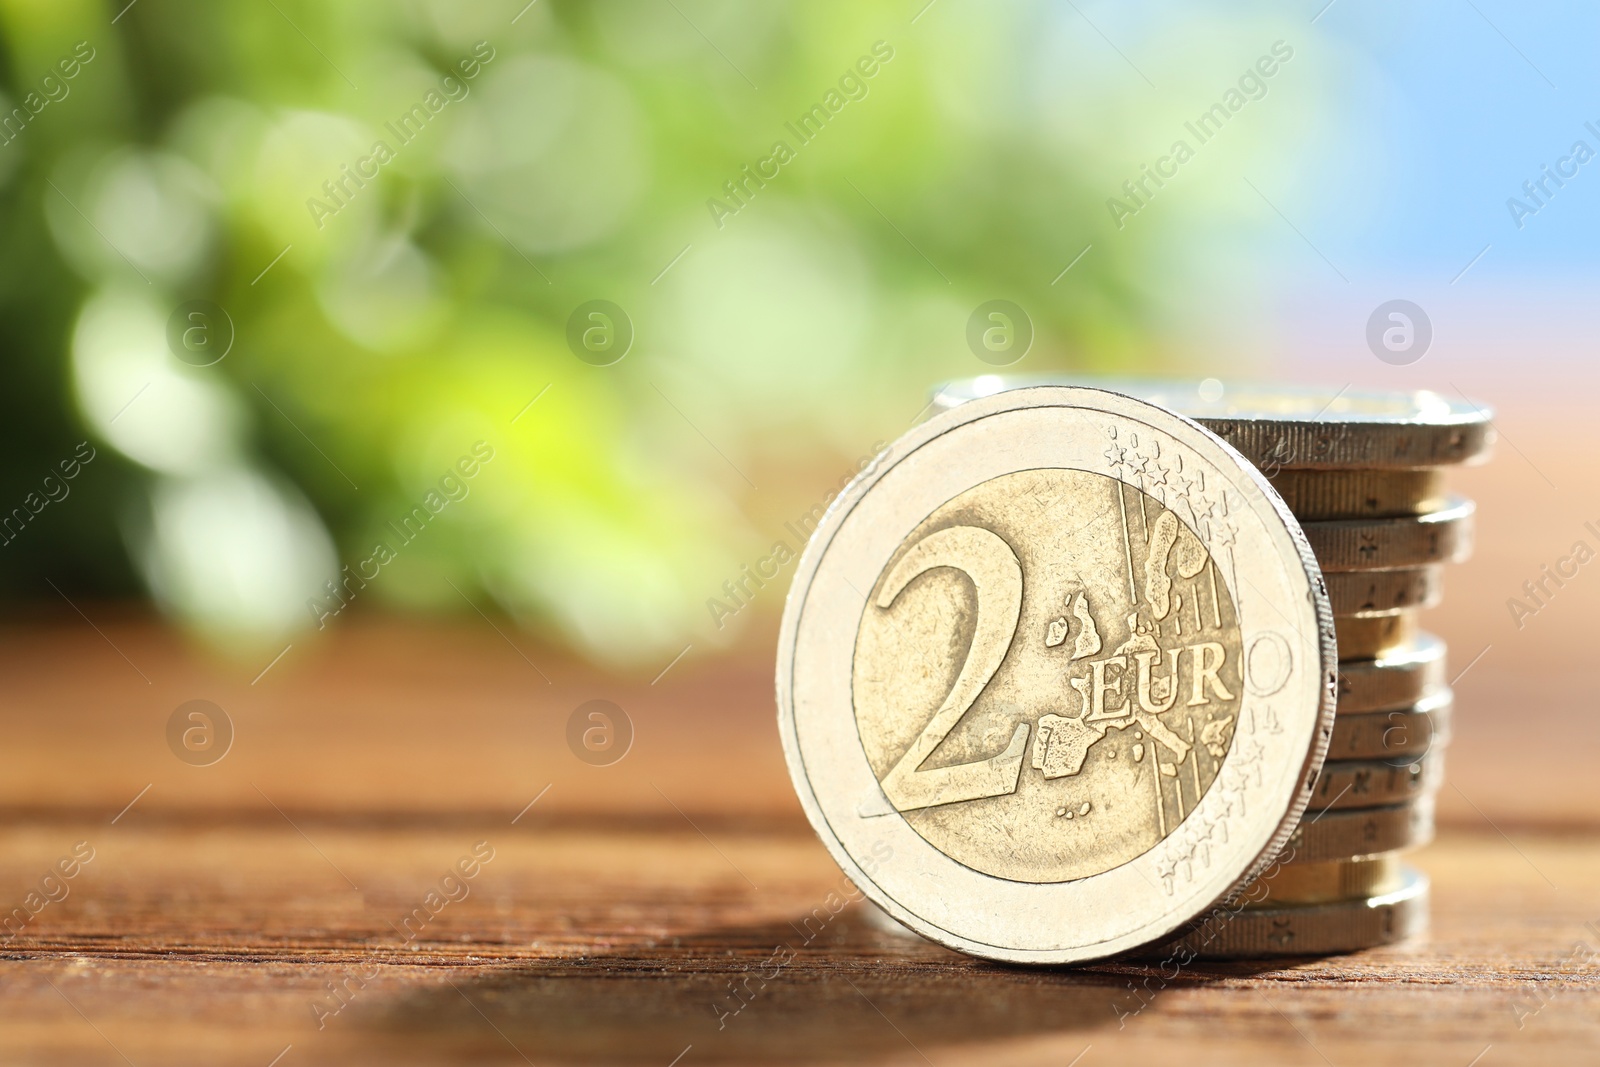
[1, 816, 1597, 1065]
[0, 605, 1597, 1064]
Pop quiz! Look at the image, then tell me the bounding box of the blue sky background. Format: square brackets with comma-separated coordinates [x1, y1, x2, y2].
[1281, 0, 1597, 279]
[1029, 0, 1600, 380]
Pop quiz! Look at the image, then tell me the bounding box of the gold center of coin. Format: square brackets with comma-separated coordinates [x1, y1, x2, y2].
[852, 467, 1244, 883]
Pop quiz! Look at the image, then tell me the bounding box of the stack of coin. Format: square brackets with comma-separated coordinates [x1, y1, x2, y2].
[928, 378, 1493, 957]
[784, 384, 1341, 965]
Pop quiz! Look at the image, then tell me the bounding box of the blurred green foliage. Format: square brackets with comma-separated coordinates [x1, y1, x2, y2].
[0, 0, 1307, 666]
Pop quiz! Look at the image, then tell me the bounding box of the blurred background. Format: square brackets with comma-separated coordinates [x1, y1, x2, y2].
[0, 0, 1594, 826]
[4, 6, 1600, 1062]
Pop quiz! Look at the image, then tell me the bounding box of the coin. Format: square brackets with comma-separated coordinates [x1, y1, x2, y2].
[1283, 799, 1435, 863]
[1336, 611, 1420, 660]
[778, 385, 1338, 964]
[1302, 498, 1474, 572]
[1326, 566, 1444, 617]
[1267, 468, 1449, 521]
[1154, 867, 1428, 958]
[1328, 692, 1452, 760]
[929, 378, 1495, 470]
[1336, 634, 1447, 712]
[1244, 853, 1405, 905]
[1310, 751, 1442, 811]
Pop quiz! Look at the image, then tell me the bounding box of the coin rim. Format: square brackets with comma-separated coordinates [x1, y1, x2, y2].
[1301, 496, 1475, 572]
[1311, 749, 1445, 810]
[1328, 689, 1453, 761]
[1335, 610, 1421, 659]
[1155, 866, 1429, 958]
[929, 377, 1495, 469]
[1285, 797, 1436, 863]
[1336, 632, 1448, 711]
[776, 385, 1338, 964]
[1324, 566, 1445, 617]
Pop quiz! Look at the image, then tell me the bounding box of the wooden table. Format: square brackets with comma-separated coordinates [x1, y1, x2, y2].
[1, 607, 1597, 1067]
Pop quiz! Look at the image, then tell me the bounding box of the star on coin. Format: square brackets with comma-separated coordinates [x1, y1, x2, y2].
[1168, 465, 1195, 501]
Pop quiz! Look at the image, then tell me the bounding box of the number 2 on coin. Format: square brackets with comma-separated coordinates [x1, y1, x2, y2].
[874, 525, 1032, 812]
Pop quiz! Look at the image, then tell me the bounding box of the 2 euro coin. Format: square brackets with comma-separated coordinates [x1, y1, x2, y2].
[777, 386, 1338, 963]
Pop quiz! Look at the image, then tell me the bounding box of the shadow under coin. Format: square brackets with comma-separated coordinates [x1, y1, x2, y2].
[357, 908, 1160, 1063]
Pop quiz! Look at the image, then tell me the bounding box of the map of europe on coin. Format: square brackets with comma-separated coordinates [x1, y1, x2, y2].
[777, 386, 1338, 963]
[854, 465, 1244, 882]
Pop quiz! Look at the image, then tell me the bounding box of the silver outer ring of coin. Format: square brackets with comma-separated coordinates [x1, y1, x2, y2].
[1302, 498, 1474, 572]
[1151, 867, 1429, 958]
[1328, 689, 1452, 761]
[776, 384, 1338, 965]
[1310, 750, 1444, 810]
[1284, 798, 1435, 863]
[928, 377, 1494, 470]
[1325, 566, 1444, 616]
[1337, 633, 1447, 711]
